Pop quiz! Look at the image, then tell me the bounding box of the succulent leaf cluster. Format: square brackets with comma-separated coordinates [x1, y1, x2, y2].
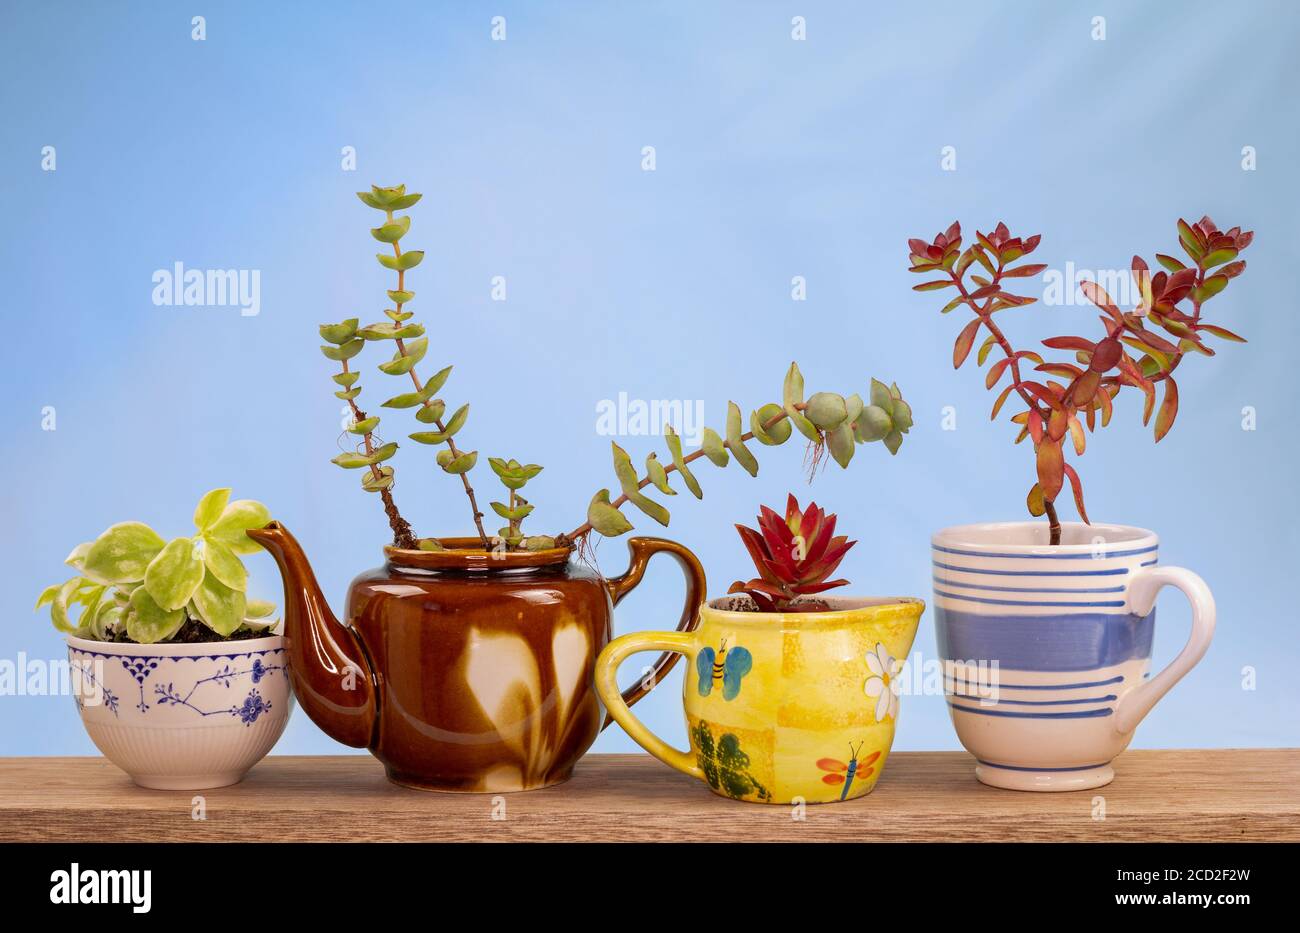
[907, 217, 1251, 535]
[728, 495, 856, 613]
[581, 363, 911, 539]
[37, 490, 276, 643]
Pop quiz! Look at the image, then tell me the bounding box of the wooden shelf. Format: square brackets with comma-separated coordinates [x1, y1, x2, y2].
[1, 750, 1296, 842]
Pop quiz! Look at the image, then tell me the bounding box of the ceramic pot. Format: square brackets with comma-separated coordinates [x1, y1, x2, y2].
[596, 595, 924, 804]
[249, 522, 706, 793]
[66, 634, 292, 790]
[932, 521, 1215, 791]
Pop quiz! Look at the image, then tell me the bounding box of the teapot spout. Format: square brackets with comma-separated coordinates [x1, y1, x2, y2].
[247, 521, 376, 748]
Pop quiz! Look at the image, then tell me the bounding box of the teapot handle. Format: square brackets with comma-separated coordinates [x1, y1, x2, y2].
[601, 537, 707, 729]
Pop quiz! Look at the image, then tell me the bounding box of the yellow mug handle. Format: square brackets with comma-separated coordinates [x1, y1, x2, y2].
[595, 631, 704, 781]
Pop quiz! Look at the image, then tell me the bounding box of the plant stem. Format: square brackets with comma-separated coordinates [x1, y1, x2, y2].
[339, 359, 417, 548]
[947, 265, 1050, 423]
[1044, 498, 1061, 546]
[565, 405, 808, 541]
[387, 224, 490, 549]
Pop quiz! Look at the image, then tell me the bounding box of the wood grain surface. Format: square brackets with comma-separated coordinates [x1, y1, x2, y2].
[1, 750, 1296, 842]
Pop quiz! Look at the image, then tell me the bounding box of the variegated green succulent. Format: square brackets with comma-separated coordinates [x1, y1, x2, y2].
[572, 363, 911, 540]
[36, 489, 277, 644]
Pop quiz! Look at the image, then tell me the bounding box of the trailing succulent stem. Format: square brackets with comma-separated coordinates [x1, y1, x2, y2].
[322, 188, 912, 554]
[570, 363, 911, 541]
[907, 218, 1251, 544]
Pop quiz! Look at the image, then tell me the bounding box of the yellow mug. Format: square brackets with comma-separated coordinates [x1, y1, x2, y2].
[595, 596, 924, 804]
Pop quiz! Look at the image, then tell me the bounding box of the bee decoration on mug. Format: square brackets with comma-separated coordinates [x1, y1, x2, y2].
[696, 637, 753, 701]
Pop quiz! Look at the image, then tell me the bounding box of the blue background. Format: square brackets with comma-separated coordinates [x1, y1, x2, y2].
[2, 0, 1296, 757]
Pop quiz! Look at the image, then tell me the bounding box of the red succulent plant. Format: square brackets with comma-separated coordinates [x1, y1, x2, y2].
[728, 495, 856, 612]
[907, 216, 1251, 544]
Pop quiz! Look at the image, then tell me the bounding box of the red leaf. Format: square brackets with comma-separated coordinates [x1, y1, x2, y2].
[1001, 263, 1047, 279]
[1063, 463, 1089, 524]
[1154, 377, 1179, 442]
[1027, 409, 1044, 444]
[1197, 323, 1247, 343]
[1079, 280, 1123, 322]
[953, 318, 981, 369]
[1036, 441, 1065, 500]
[1042, 336, 1096, 352]
[990, 384, 1015, 420]
[985, 356, 1012, 389]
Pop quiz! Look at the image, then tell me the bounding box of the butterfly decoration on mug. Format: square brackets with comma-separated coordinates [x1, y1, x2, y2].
[817, 742, 881, 801]
[696, 638, 753, 701]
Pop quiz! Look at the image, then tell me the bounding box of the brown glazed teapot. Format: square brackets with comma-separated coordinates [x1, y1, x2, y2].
[248, 522, 705, 793]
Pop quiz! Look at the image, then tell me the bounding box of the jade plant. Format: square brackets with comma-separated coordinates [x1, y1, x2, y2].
[907, 217, 1251, 544]
[36, 489, 276, 643]
[321, 184, 914, 553]
[729, 496, 855, 612]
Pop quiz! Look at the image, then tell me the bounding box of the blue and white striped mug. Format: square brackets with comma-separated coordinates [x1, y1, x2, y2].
[932, 522, 1215, 791]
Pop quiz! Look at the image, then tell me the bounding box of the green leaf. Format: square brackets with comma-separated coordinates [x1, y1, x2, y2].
[368, 441, 398, 464]
[827, 422, 855, 468]
[358, 322, 424, 341]
[414, 399, 446, 423]
[587, 489, 634, 537]
[410, 403, 468, 444]
[701, 426, 729, 466]
[378, 336, 427, 375]
[663, 427, 703, 499]
[883, 429, 904, 455]
[193, 488, 231, 532]
[782, 361, 805, 408]
[47, 579, 81, 633]
[805, 392, 848, 430]
[82, 522, 166, 585]
[127, 587, 187, 644]
[725, 402, 758, 477]
[203, 537, 248, 591]
[645, 453, 676, 495]
[371, 215, 411, 243]
[381, 381, 439, 409]
[361, 466, 395, 492]
[490, 501, 534, 521]
[190, 570, 247, 637]
[388, 290, 414, 304]
[332, 372, 360, 387]
[377, 250, 424, 271]
[207, 500, 272, 556]
[348, 416, 380, 435]
[855, 405, 892, 442]
[35, 582, 62, 610]
[611, 442, 670, 525]
[64, 541, 92, 570]
[335, 387, 361, 400]
[750, 403, 791, 446]
[440, 450, 478, 474]
[144, 537, 206, 611]
[319, 319, 359, 344]
[417, 538, 445, 551]
[320, 339, 364, 361]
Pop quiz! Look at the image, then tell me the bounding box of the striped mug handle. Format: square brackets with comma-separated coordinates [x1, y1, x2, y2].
[1114, 566, 1216, 735]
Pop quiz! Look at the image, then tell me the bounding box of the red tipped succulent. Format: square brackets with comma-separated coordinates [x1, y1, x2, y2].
[907, 216, 1251, 544]
[728, 495, 856, 612]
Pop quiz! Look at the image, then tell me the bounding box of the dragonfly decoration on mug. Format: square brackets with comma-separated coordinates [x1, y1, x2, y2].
[696, 637, 753, 701]
[817, 742, 881, 801]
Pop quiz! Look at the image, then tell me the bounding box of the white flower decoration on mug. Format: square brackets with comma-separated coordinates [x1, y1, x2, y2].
[864, 643, 903, 722]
